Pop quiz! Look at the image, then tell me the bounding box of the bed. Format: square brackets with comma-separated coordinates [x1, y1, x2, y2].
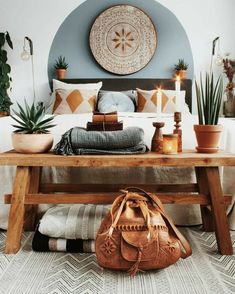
[0, 78, 234, 230]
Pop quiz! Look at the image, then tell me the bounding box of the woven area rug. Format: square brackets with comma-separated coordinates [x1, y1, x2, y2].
[0, 227, 234, 294]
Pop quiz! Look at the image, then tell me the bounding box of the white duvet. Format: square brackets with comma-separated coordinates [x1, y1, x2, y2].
[0, 112, 234, 230]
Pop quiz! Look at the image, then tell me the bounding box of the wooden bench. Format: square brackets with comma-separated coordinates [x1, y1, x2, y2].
[0, 150, 234, 255]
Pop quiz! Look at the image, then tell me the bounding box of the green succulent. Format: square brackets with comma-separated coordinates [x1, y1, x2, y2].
[195, 72, 223, 125]
[54, 55, 69, 70]
[11, 101, 56, 134]
[174, 59, 189, 71]
[0, 31, 13, 113]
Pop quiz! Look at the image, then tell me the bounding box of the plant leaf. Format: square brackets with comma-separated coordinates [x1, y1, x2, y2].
[195, 72, 223, 125]
[195, 80, 203, 124]
[11, 100, 56, 133]
[5, 32, 13, 49]
[0, 33, 5, 46]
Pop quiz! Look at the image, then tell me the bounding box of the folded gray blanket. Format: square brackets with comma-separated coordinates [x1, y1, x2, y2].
[54, 127, 148, 155]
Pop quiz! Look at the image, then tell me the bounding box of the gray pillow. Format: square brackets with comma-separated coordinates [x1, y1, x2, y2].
[97, 90, 136, 113]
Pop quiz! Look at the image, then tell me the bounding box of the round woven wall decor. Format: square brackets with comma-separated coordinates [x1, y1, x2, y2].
[89, 5, 157, 75]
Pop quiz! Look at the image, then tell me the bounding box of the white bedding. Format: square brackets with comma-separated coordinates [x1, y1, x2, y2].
[0, 112, 234, 230]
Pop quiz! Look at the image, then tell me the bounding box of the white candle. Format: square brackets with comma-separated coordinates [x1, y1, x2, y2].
[157, 88, 162, 116]
[175, 76, 181, 112]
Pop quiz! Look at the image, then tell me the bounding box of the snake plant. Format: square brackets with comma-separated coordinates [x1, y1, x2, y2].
[11, 101, 56, 134]
[195, 73, 224, 125]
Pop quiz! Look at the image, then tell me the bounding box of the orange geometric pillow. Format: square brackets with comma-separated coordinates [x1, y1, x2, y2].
[53, 88, 97, 114]
[161, 90, 187, 113]
[137, 88, 187, 113]
[136, 88, 158, 112]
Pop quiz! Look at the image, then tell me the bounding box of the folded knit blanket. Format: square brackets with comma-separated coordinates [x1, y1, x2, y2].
[38, 204, 109, 240]
[54, 127, 148, 155]
[32, 226, 95, 253]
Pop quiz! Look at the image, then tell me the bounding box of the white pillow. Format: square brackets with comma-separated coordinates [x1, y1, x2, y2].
[53, 88, 98, 114]
[51, 80, 103, 114]
[97, 91, 135, 113]
[137, 88, 189, 114]
[53, 79, 102, 91]
[161, 90, 190, 114]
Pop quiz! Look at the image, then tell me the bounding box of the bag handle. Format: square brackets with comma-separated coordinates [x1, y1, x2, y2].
[113, 187, 192, 258]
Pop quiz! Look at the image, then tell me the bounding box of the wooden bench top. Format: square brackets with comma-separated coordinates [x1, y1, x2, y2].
[0, 150, 235, 167]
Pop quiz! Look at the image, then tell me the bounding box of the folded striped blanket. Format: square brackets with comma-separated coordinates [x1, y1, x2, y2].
[38, 204, 109, 240]
[54, 126, 148, 155]
[32, 226, 95, 253]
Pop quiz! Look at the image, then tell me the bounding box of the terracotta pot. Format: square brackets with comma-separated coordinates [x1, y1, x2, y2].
[12, 133, 53, 153]
[193, 124, 223, 153]
[0, 111, 9, 117]
[175, 70, 187, 79]
[56, 69, 66, 80]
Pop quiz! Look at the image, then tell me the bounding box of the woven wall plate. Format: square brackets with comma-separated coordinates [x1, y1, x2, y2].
[89, 5, 157, 75]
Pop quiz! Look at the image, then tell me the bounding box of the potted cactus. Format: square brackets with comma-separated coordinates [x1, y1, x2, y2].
[174, 59, 188, 79]
[54, 55, 69, 80]
[11, 101, 56, 153]
[0, 31, 13, 116]
[194, 72, 224, 153]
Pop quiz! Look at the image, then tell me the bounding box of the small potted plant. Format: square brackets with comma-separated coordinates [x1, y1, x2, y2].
[174, 59, 188, 79]
[194, 72, 223, 153]
[0, 31, 13, 116]
[54, 55, 69, 80]
[11, 101, 56, 153]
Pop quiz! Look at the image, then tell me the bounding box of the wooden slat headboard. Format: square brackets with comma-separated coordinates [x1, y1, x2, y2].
[62, 78, 192, 112]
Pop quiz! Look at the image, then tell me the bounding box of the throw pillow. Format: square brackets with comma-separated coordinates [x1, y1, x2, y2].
[52, 79, 102, 91]
[137, 88, 189, 113]
[53, 88, 97, 114]
[137, 88, 158, 112]
[161, 90, 189, 114]
[97, 91, 135, 113]
[98, 90, 137, 104]
[51, 80, 102, 114]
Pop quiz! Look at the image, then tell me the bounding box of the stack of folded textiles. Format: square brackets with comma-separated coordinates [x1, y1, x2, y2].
[54, 126, 148, 155]
[87, 111, 123, 131]
[32, 204, 109, 253]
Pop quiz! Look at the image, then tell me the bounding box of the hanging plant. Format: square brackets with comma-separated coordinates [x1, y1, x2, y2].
[0, 31, 13, 115]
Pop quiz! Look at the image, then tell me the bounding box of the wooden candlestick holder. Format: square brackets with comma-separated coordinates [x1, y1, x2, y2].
[173, 112, 182, 152]
[151, 122, 165, 153]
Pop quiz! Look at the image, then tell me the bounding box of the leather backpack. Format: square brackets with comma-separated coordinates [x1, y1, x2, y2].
[95, 187, 192, 276]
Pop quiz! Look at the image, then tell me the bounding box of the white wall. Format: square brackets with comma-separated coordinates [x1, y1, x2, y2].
[1, 0, 234, 112]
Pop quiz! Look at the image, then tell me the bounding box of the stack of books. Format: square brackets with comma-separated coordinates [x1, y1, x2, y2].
[86, 111, 123, 131]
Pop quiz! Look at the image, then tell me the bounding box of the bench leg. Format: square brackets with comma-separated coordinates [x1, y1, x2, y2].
[5, 166, 30, 254]
[195, 167, 215, 232]
[24, 167, 41, 231]
[206, 167, 233, 255]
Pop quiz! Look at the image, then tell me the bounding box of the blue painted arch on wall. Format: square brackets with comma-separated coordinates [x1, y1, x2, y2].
[48, 0, 194, 81]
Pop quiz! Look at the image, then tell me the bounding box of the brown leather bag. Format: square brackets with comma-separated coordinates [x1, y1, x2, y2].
[95, 187, 192, 276]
